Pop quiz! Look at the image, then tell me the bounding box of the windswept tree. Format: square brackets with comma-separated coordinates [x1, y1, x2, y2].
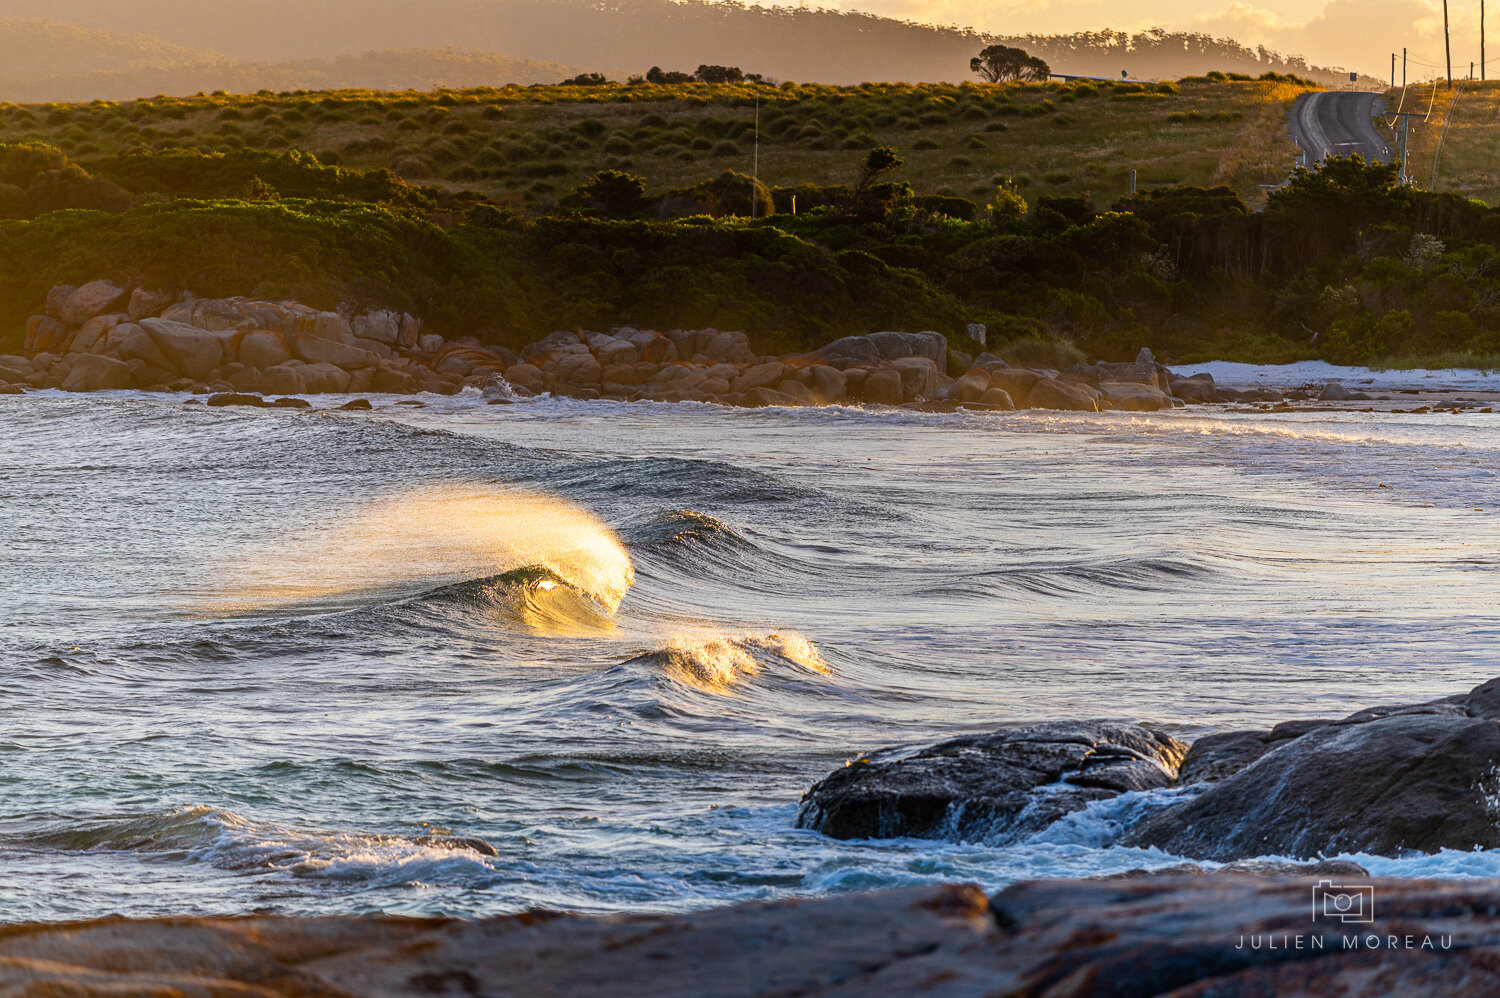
[970, 45, 1050, 83]
[856, 145, 903, 193]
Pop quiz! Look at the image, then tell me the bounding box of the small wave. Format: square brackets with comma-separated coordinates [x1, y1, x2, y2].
[631, 632, 830, 694]
[17, 805, 229, 854]
[9, 807, 502, 883]
[623, 510, 842, 602]
[641, 510, 747, 549]
[934, 557, 1221, 601]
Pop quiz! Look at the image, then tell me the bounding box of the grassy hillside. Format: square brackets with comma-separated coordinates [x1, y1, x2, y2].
[1392, 81, 1500, 205]
[0, 77, 1314, 210]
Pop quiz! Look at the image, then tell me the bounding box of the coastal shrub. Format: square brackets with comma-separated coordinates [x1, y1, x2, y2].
[565, 169, 648, 217]
[999, 334, 1087, 368]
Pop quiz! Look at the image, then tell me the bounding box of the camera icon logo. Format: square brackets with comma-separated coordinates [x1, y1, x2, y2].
[1311, 879, 1374, 923]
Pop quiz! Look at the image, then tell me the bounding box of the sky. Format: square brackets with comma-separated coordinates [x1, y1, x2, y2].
[801, 0, 1489, 80]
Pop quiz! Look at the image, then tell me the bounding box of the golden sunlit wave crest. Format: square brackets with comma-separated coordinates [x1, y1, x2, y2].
[199, 483, 634, 622]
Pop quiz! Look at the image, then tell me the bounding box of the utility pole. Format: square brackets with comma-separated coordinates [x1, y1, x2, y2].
[1392, 52, 1397, 87]
[1392, 110, 1423, 184]
[1484, 0, 1488, 80]
[1444, 0, 1454, 88]
[751, 92, 760, 219]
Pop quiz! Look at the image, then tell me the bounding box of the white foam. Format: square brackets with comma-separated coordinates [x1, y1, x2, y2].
[1173, 360, 1500, 391]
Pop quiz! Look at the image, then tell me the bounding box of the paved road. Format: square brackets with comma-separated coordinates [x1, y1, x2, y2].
[1287, 91, 1390, 166]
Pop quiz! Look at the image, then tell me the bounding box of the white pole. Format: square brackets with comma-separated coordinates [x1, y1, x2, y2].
[752, 92, 760, 219]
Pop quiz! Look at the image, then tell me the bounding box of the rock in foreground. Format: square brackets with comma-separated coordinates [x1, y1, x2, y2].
[1124, 677, 1500, 859]
[4, 877, 1498, 996]
[0, 886, 1001, 998]
[795, 721, 1187, 841]
[800, 677, 1500, 862]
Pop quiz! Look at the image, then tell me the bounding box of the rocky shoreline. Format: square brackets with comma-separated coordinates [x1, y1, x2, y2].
[6, 875, 1498, 996]
[8, 282, 1499, 413]
[7, 280, 1240, 410]
[796, 676, 1500, 862]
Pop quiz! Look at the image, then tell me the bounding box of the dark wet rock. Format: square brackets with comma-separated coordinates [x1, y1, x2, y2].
[1175, 730, 1274, 785]
[795, 721, 1188, 842]
[799, 678, 1500, 861]
[1126, 677, 1500, 860]
[411, 834, 499, 856]
[205, 393, 266, 407]
[270, 397, 311, 409]
[339, 398, 374, 410]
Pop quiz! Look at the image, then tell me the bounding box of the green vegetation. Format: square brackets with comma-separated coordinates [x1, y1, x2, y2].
[0, 78, 1308, 209]
[5, 80, 1500, 370]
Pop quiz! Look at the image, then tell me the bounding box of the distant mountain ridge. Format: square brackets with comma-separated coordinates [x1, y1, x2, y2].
[0, 4, 1361, 101]
[0, 27, 593, 101]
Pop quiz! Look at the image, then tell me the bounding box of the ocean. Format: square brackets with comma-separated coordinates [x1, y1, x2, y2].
[4, 386, 1500, 920]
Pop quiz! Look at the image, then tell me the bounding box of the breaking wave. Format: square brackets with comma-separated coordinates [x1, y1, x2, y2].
[195, 483, 634, 618]
[629, 632, 831, 694]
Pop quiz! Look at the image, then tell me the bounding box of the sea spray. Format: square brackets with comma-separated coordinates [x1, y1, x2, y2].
[194, 483, 634, 616]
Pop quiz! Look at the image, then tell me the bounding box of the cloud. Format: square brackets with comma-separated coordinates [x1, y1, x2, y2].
[1192, 0, 1456, 76]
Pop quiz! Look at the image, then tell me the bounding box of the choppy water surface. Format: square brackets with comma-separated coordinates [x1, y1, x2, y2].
[3, 390, 1500, 920]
